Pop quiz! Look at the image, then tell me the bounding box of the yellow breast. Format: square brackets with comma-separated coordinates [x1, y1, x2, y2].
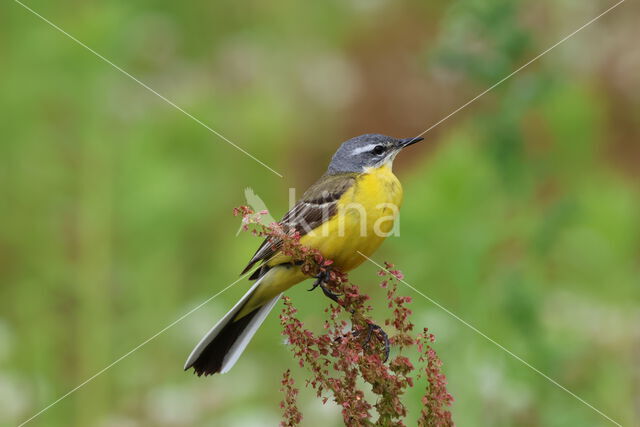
[300, 164, 403, 271]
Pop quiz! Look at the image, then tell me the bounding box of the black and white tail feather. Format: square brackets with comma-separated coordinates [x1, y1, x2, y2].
[184, 274, 281, 376]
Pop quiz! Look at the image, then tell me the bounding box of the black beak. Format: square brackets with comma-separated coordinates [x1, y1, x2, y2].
[398, 136, 424, 148]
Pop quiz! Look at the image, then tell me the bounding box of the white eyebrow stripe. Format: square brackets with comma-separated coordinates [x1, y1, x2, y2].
[350, 144, 379, 156]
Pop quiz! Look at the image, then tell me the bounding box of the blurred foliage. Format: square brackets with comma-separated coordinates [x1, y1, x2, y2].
[1, 0, 639, 426]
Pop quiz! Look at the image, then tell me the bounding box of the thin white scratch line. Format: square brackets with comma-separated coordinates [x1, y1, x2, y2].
[414, 0, 626, 139]
[358, 252, 622, 427]
[13, 0, 283, 178]
[17, 272, 250, 427]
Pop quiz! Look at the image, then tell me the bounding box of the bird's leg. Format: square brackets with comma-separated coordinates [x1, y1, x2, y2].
[308, 268, 341, 304]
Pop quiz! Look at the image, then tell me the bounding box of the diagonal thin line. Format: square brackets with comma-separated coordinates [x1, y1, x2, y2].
[17, 272, 250, 427]
[414, 0, 626, 139]
[12, 0, 283, 178]
[358, 251, 622, 426]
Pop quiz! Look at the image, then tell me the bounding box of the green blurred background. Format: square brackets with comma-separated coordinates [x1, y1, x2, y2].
[1, 0, 639, 425]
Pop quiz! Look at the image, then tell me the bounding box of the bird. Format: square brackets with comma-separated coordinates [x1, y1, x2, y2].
[184, 133, 424, 376]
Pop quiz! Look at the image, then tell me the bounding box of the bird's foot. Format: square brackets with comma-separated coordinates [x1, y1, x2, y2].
[336, 323, 390, 362]
[359, 322, 390, 362]
[308, 269, 341, 304]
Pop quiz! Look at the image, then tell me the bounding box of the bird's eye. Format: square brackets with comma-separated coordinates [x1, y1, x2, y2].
[372, 145, 385, 156]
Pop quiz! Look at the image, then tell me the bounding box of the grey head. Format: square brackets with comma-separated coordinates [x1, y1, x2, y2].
[326, 133, 424, 174]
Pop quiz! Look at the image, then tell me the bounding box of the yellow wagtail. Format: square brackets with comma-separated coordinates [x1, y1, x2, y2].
[185, 134, 423, 375]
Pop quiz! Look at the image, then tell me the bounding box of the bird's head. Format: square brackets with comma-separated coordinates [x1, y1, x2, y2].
[327, 133, 424, 174]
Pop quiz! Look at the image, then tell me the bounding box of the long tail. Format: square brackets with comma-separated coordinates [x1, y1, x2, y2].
[184, 275, 281, 376]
